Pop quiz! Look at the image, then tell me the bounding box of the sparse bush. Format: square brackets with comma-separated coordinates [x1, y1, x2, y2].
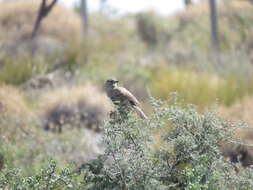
[136, 13, 158, 47]
[136, 11, 183, 48]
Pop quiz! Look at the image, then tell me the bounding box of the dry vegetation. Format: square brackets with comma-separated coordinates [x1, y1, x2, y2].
[0, 85, 31, 117]
[1, 0, 253, 185]
[38, 85, 112, 132]
[0, 0, 81, 43]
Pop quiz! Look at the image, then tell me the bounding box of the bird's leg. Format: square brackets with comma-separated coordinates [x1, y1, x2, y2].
[118, 104, 131, 122]
[109, 104, 131, 124]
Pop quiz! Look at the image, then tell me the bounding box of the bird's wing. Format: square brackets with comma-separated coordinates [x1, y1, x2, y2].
[116, 87, 140, 106]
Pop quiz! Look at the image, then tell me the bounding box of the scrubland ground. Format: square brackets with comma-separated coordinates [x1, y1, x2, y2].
[1, 0, 253, 188]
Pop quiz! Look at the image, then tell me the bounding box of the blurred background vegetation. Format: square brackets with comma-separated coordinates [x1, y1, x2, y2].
[1, 0, 253, 179]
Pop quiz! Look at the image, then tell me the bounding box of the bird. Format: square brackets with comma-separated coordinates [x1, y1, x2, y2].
[105, 79, 147, 119]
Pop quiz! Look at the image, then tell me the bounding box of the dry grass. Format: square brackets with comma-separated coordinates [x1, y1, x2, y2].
[151, 67, 224, 106]
[223, 0, 253, 11]
[219, 97, 253, 141]
[0, 0, 81, 43]
[0, 84, 106, 174]
[219, 97, 253, 126]
[0, 84, 31, 117]
[177, 0, 252, 20]
[151, 66, 253, 107]
[37, 84, 112, 132]
[0, 84, 33, 143]
[38, 84, 112, 113]
[219, 97, 253, 167]
[171, 0, 253, 51]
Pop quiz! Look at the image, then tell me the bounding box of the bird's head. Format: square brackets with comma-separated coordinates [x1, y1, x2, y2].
[105, 79, 119, 89]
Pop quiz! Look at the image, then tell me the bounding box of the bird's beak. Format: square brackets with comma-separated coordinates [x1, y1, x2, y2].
[115, 80, 119, 83]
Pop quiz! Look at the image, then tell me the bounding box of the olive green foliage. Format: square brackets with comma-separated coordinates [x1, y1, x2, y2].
[0, 57, 33, 85]
[0, 56, 52, 85]
[151, 65, 253, 107]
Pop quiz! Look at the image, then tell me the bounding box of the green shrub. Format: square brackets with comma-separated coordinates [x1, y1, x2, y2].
[0, 160, 84, 190]
[80, 97, 253, 189]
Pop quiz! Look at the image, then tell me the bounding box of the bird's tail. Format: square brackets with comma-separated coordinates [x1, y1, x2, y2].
[133, 105, 148, 119]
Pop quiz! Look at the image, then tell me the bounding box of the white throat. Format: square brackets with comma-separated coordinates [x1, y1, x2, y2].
[112, 83, 118, 88]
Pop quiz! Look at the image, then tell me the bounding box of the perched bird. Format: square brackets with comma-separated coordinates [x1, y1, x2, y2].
[105, 79, 147, 119]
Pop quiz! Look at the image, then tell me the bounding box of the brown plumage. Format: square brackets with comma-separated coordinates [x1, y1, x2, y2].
[105, 79, 147, 119]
